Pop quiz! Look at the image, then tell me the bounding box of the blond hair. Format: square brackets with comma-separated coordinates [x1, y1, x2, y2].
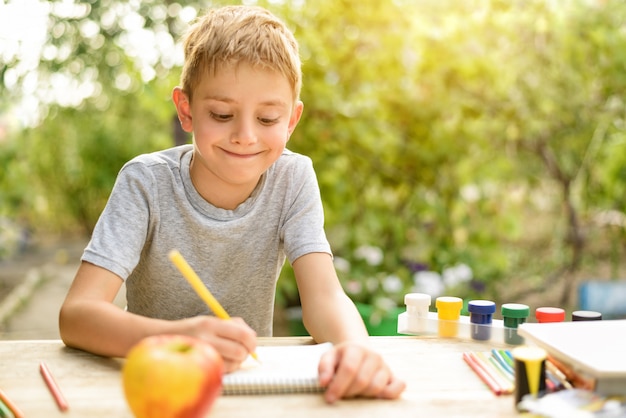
[180, 5, 301, 102]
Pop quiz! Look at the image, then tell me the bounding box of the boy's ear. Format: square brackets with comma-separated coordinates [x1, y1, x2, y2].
[172, 87, 193, 133]
[287, 101, 304, 139]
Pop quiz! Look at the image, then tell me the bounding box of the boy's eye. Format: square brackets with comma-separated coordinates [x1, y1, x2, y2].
[258, 117, 279, 125]
[209, 111, 232, 122]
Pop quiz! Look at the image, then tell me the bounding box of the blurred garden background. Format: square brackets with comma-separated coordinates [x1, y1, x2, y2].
[1, 0, 625, 335]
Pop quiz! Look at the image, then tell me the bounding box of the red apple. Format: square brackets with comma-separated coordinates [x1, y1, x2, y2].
[122, 334, 223, 418]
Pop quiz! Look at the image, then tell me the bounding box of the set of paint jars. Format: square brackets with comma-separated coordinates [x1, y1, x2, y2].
[402, 293, 603, 344]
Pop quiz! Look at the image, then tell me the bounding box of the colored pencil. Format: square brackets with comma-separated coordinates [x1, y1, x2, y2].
[487, 356, 514, 385]
[0, 388, 23, 418]
[0, 398, 15, 418]
[463, 352, 505, 395]
[544, 369, 561, 391]
[39, 361, 69, 412]
[475, 351, 514, 393]
[546, 355, 594, 390]
[168, 249, 259, 361]
[500, 349, 515, 368]
[467, 350, 570, 395]
[493, 350, 560, 393]
[491, 349, 515, 376]
[474, 352, 515, 392]
[545, 359, 573, 390]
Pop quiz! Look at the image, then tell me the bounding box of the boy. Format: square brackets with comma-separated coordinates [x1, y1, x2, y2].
[59, 5, 405, 403]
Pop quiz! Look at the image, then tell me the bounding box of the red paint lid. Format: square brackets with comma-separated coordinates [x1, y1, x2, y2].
[535, 307, 565, 323]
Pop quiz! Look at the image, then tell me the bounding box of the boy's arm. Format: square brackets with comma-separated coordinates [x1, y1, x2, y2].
[292, 252, 405, 402]
[59, 261, 256, 370]
[292, 252, 368, 343]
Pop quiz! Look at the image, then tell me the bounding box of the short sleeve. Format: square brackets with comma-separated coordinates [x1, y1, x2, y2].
[280, 156, 332, 263]
[82, 162, 156, 280]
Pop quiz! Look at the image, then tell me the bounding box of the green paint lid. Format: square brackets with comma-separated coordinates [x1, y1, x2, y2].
[501, 303, 530, 318]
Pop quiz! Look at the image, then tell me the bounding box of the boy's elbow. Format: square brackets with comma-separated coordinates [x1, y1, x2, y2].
[58, 303, 72, 346]
[58, 302, 81, 349]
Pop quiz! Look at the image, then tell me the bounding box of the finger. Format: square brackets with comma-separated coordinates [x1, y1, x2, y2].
[222, 358, 245, 373]
[195, 318, 256, 364]
[378, 376, 407, 399]
[343, 354, 382, 398]
[318, 349, 339, 387]
[225, 317, 257, 349]
[204, 334, 249, 363]
[323, 348, 365, 403]
[359, 368, 390, 398]
[191, 334, 245, 373]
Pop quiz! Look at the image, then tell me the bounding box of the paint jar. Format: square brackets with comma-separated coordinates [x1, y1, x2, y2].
[572, 310, 602, 321]
[404, 293, 431, 333]
[512, 346, 547, 409]
[468, 300, 496, 341]
[435, 296, 463, 338]
[535, 307, 565, 323]
[501, 303, 530, 345]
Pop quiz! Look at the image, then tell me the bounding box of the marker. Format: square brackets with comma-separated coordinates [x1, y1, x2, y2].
[512, 346, 547, 408]
[168, 249, 259, 361]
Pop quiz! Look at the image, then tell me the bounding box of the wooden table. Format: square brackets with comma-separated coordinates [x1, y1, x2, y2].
[0, 336, 519, 417]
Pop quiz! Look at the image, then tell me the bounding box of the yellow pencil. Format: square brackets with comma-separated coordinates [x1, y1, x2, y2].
[168, 249, 259, 361]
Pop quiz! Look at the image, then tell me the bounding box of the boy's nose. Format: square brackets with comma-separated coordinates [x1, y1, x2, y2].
[230, 120, 257, 145]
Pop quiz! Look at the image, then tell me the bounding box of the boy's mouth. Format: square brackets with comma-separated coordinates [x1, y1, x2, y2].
[222, 149, 263, 159]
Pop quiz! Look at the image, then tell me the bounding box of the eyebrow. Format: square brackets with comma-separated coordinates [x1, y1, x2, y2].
[202, 95, 288, 108]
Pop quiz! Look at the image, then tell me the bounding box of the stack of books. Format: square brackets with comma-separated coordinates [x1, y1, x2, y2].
[517, 320, 626, 396]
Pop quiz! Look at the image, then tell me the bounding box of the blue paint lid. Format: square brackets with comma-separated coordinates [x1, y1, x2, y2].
[468, 300, 496, 314]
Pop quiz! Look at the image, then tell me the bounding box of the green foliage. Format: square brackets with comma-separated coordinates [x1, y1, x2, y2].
[1, 0, 625, 310]
[273, 0, 626, 306]
[5, 79, 173, 233]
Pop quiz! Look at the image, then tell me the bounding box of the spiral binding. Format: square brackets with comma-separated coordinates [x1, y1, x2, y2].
[222, 375, 323, 395]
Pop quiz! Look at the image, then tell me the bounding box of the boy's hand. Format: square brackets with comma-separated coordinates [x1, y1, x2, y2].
[318, 341, 406, 403]
[178, 316, 257, 372]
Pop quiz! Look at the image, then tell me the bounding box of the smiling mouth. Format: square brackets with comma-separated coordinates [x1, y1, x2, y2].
[223, 149, 262, 158]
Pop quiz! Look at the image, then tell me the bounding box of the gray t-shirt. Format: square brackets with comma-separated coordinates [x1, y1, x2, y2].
[82, 145, 331, 336]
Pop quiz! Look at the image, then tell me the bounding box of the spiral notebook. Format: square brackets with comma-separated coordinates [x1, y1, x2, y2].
[222, 342, 332, 395]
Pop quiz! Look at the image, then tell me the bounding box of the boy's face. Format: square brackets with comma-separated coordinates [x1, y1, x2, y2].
[173, 63, 303, 207]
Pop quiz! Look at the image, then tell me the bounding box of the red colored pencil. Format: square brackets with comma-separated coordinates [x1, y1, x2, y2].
[39, 361, 69, 412]
[470, 352, 515, 394]
[462, 352, 504, 395]
[0, 387, 25, 418]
